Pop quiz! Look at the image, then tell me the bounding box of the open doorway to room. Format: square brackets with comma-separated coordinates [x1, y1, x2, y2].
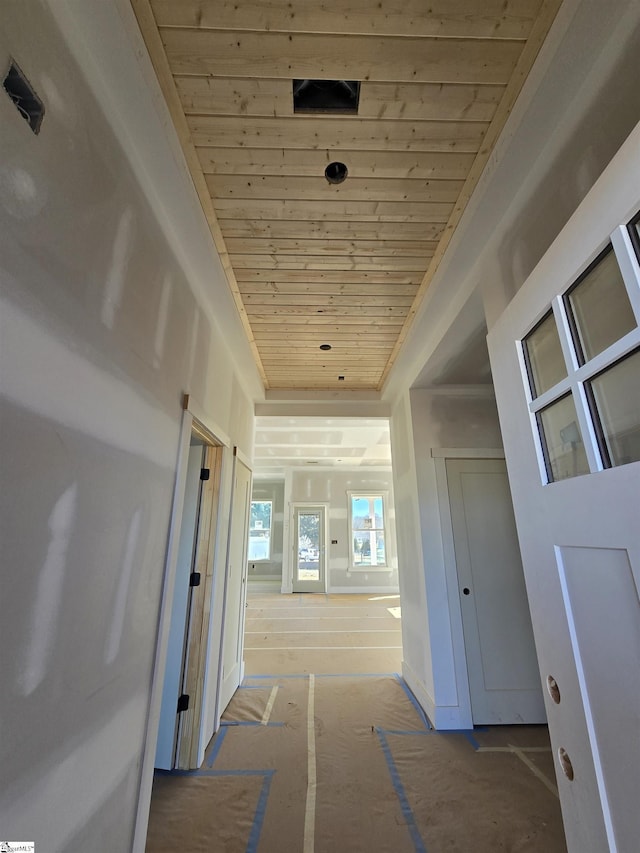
[243, 415, 402, 677]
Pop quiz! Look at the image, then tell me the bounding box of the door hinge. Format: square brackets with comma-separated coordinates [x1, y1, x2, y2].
[177, 694, 190, 713]
[200, 468, 210, 481]
[190, 572, 201, 587]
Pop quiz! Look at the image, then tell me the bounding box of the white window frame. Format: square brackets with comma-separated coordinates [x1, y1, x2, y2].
[347, 491, 389, 571]
[519, 216, 640, 484]
[248, 499, 273, 562]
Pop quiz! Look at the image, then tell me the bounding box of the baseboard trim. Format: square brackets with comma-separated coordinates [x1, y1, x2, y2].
[401, 659, 472, 730]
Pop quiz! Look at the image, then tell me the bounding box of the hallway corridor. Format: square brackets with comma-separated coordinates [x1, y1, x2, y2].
[145, 594, 566, 852]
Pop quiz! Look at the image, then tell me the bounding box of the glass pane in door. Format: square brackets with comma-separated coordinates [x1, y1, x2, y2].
[297, 511, 320, 582]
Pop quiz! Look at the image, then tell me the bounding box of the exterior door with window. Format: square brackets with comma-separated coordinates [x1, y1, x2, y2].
[292, 505, 326, 593]
[488, 127, 640, 853]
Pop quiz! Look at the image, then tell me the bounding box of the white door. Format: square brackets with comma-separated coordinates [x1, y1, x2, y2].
[446, 458, 545, 725]
[292, 505, 327, 593]
[487, 126, 640, 852]
[218, 455, 251, 715]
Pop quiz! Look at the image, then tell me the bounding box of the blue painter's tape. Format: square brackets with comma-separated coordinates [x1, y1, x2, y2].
[376, 729, 428, 853]
[246, 771, 274, 853]
[394, 674, 433, 731]
[221, 720, 286, 728]
[463, 730, 481, 750]
[206, 726, 229, 767]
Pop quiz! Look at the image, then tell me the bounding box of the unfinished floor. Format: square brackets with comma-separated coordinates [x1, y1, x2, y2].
[146, 592, 567, 852]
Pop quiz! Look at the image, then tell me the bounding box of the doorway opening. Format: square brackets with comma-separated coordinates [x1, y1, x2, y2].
[155, 419, 224, 771]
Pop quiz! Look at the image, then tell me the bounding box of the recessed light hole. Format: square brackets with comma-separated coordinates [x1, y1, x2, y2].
[325, 162, 348, 184]
[319, 344, 332, 351]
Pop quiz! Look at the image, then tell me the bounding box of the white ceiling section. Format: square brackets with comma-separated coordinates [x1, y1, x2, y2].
[253, 417, 391, 476]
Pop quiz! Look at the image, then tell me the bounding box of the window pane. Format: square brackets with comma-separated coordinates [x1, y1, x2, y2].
[524, 311, 567, 397]
[566, 249, 636, 362]
[537, 394, 590, 482]
[353, 531, 386, 566]
[249, 500, 272, 560]
[589, 349, 640, 467]
[351, 495, 386, 566]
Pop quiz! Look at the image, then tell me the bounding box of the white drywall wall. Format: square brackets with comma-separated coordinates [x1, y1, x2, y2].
[0, 3, 255, 850]
[287, 468, 399, 592]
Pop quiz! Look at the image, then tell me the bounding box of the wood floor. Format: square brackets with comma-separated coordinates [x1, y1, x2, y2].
[146, 591, 567, 852]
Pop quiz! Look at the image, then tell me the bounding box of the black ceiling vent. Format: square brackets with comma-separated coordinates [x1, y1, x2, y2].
[293, 80, 360, 114]
[3, 61, 45, 134]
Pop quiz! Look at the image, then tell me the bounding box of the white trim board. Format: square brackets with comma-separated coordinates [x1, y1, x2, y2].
[430, 448, 505, 459]
[402, 659, 472, 731]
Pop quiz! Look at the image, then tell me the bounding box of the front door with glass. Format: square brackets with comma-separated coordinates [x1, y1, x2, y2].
[291, 505, 326, 593]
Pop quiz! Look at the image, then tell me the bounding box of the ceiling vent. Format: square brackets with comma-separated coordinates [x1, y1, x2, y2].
[3, 60, 44, 134]
[293, 79, 360, 114]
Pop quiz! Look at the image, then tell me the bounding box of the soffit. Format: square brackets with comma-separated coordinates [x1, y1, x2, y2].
[131, 0, 561, 392]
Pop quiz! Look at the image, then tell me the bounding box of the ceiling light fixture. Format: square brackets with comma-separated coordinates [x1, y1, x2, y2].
[319, 344, 332, 351]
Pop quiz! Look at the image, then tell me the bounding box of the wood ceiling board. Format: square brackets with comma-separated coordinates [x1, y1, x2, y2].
[230, 256, 428, 272]
[242, 294, 415, 307]
[377, 0, 563, 388]
[259, 346, 395, 355]
[197, 149, 477, 180]
[253, 322, 403, 332]
[151, 0, 542, 39]
[267, 380, 383, 388]
[176, 77, 504, 122]
[189, 116, 489, 152]
[160, 30, 524, 84]
[252, 329, 402, 340]
[219, 220, 446, 241]
[247, 306, 409, 317]
[252, 329, 402, 344]
[208, 176, 465, 203]
[234, 270, 420, 284]
[214, 200, 453, 222]
[238, 282, 420, 297]
[227, 239, 438, 257]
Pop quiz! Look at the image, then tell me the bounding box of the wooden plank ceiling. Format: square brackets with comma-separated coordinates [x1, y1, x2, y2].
[132, 0, 561, 391]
